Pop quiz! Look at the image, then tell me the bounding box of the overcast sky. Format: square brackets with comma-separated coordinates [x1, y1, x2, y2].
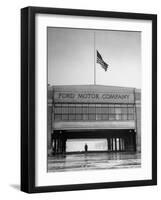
[48, 27, 141, 88]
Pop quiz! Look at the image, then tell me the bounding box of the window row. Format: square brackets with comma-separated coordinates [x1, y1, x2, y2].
[54, 103, 134, 115]
[54, 113, 134, 121]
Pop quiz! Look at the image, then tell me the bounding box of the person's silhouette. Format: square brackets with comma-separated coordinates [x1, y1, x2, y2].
[84, 144, 88, 152]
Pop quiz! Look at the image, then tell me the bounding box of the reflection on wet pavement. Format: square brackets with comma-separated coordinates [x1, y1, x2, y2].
[48, 152, 141, 172]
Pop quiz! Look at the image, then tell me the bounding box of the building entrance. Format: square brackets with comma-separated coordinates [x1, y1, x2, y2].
[52, 129, 136, 154]
[66, 138, 108, 152]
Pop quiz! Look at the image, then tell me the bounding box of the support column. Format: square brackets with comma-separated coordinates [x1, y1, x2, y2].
[133, 132, 137, 152]
[115, 138, 117, 151]
[62, 138, 66, 153]
[109, 138, 111, 151]
[119, 138, 121, 151]
[110, 138, 113, 151]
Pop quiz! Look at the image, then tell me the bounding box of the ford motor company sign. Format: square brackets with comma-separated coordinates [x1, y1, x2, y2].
[54, 91, 134, 103]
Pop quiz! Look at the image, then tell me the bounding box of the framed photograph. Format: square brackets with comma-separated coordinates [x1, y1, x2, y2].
[21, 6, 157, 193]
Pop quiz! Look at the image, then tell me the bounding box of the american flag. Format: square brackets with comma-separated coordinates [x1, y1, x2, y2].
[97, 50, 108, 71]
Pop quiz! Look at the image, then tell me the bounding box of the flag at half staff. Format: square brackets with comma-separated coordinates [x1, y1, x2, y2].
[96, 50, 108, 71]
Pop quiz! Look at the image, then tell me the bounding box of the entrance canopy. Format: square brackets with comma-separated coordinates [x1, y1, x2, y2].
[53, 121, 135, 130]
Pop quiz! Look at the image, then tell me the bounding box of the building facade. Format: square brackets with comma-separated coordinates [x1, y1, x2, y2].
[48, 85, 141, 155]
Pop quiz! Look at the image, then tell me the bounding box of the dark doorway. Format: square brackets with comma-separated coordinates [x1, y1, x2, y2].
[52, 129, 136, 154]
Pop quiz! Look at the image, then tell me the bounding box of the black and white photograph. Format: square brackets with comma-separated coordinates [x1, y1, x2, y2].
[47, 27, 141, 173]
[20, 7, 157, 193]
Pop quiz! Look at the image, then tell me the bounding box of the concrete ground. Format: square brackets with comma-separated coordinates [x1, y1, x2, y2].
[48, 152, 141, 172]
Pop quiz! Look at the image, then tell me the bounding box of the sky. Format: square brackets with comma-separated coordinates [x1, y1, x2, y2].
[48, 27, 141, 88]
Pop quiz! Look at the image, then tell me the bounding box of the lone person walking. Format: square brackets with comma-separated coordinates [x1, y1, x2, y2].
[84, 144, 88, 153]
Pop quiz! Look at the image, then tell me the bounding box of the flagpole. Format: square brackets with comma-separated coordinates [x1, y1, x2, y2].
[94, 32, 96, 85]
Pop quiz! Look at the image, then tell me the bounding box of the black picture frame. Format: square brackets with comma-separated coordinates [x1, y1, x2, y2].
[21, 6, 157, 193]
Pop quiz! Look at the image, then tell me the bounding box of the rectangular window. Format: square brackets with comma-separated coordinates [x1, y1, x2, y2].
[128, 114, 134, 120]
[121, 107, 128, 114]
[116, 114, 121, 120]
[89, 114, 96, 120]
[115, 108, 121, 120]
[82, 105, 88, 114]
[62, 114, 68, 120]
[55, 114, 61, 121]
[122, 114, 128, 120]
[76, 114, 82, 120]
[102, 106, 109, 114]
[89, 106, 95, 114]
[83, 114, 88, 120]
[102, 114, 108, 120]
[69, 114, 75, 120]
[128, 107, 134, 114]
[68, 105, 75, 114]
[109, 114, 115, 120]
[76, 104, 82, 114]
[96, 105, 102, 114]
[109, 107, 115, 114]
[96, 114, 102, 120]
[62, 106, 68, 114]
[54, 104, 61, 114]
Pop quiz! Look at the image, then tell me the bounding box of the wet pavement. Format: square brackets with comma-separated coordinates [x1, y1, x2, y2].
[48, 152, 141, 172]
